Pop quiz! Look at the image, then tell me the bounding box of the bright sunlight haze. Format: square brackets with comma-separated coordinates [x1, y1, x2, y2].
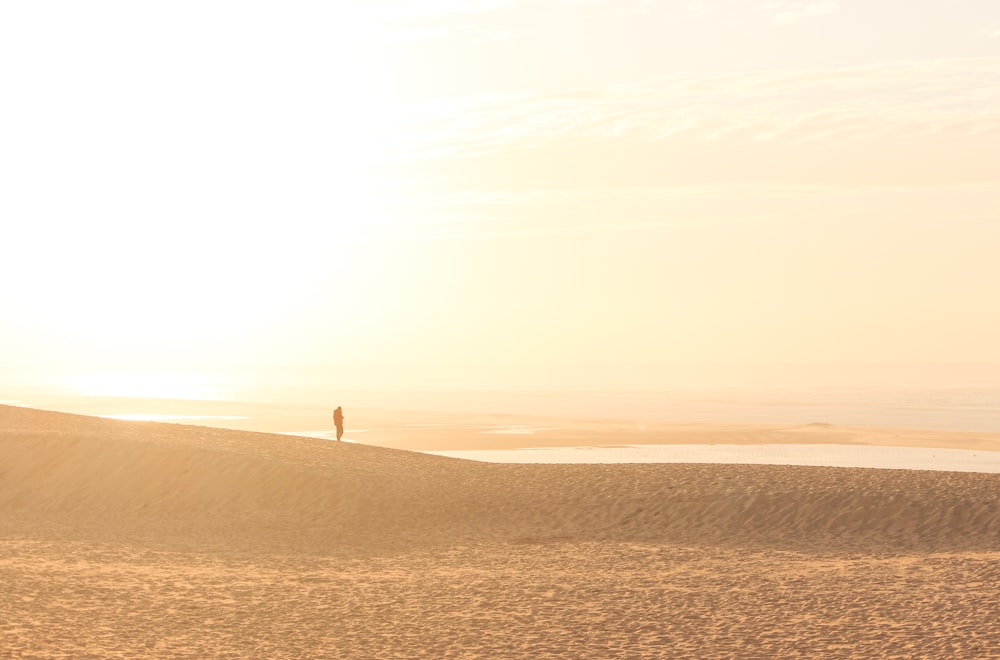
[2, 1, 1000, 402]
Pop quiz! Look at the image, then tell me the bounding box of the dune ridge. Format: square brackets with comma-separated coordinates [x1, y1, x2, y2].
[4, 404, 1000, 657]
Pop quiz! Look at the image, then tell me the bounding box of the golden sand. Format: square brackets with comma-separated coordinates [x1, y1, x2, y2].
[2, 404, 999, 657]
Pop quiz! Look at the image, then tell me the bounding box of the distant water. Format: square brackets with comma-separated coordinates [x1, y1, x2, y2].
[305, 385, 1000, 433]
[428, 444, 1000, 473]
[594, 386, 1000, 433]
[4, 384, 1000, 433]
[6, 387, 1000, 471]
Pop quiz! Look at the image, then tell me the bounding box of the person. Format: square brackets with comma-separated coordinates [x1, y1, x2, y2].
[333, 406, 344, 442]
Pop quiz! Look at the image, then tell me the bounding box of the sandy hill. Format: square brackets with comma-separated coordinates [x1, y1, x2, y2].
[5, 404, 1000, 657]
[3, 404, 999, 556]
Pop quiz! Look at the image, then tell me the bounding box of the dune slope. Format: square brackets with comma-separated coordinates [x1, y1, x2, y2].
[3, 404, 999, 555]
[4, 405, 1000, 657]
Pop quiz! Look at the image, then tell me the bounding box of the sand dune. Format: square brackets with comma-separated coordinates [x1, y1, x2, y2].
[3, 404, 1000, 657]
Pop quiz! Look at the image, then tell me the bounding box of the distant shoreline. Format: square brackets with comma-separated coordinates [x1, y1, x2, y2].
[427, 443, 1000, 473]
[4, 399, 1000, 457]
[5, 380, 1000, 435]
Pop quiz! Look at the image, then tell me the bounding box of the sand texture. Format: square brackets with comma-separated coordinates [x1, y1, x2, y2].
[3, 404, 1000, 657]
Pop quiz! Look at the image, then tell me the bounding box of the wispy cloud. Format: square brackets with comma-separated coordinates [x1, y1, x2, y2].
[371, 178, 1000, 242]
[352, 0, 519, 42]
[758, 1, 841, 24]
[365, 0, 518, 19]
[357, 0, 850, 44]
[384, 57, 1000, 161]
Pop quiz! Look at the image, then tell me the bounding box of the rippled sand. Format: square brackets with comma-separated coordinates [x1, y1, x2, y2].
[3, 404, 999, 657]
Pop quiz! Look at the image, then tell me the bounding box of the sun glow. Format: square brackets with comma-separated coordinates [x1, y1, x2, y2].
[0, 1, 423, 373]
[62, 372, 232, 401]
[3, 1, 1000, 405]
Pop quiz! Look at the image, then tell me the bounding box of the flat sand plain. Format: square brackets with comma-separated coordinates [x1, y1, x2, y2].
[3, 404, 1000, 658]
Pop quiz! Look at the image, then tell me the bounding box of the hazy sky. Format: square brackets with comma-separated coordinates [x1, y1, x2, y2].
[3, 1, 1000, 398]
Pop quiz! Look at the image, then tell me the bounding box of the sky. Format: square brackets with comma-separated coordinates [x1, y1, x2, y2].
[2, 1, 1000, 401]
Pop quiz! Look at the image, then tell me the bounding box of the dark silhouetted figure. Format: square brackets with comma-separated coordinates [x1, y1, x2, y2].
[333, 406, 344, 442]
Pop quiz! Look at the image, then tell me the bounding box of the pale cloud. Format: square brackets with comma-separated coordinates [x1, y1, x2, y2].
[361, 0, 842, 44]
[381, 24, 451, 42]
[393, 181, 1000, 210]
[366, 0, 517, 19]
[361, 0, 528, 43]
[759, 0, 840, 24]
[373, 179, 1000, 243]
[683, 3, 716, 18]
[369, 0, 664, 22]
[356, 0, 512, 43]
[386, 57, 1000, 161]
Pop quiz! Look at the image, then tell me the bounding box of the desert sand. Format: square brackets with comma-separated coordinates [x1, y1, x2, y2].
[2, 403, 1000, 658]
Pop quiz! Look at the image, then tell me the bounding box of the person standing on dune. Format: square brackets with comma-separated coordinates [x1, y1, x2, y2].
[333, 406, 344, 442]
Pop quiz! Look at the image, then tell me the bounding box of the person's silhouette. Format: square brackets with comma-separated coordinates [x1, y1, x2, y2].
[333, 406, 344, 442]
